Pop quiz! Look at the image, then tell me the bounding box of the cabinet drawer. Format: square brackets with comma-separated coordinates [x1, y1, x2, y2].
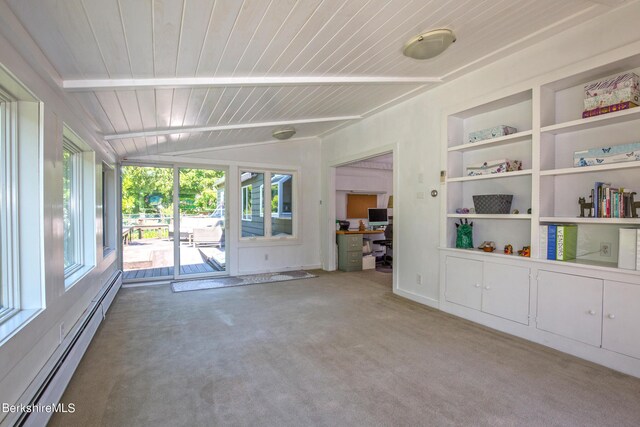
[537, 271, 603, 347]
[339, 251, 362, 272]
[343, 234, 363, 251]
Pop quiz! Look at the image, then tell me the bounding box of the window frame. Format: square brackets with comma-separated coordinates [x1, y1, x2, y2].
[239, 169, 297, 241]
[63, 139, 85, 278]
[101, 162, 115, 256]
[0, 90, 20, 323]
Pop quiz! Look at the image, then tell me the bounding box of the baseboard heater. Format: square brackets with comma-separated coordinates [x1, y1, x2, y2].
[7, 270, 122, 427]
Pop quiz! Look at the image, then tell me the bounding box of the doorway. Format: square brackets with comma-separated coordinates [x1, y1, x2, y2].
[121, 164, 228, 282]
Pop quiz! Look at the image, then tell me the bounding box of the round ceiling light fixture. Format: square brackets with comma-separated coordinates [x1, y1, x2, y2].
[403, 29, 456, 60]
[272, 127, 296, 140]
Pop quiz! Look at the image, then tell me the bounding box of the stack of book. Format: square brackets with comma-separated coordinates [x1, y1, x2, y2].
[618, 228, 640, 270]
[539, 224, 578, 260]
[592, 182, 636, 218]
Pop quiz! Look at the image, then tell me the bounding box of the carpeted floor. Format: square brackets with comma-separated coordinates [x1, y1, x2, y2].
[49, 270, 640, 426]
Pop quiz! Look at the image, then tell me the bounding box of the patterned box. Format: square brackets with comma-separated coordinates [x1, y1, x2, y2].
[583, 72, 640, 117]
[573, 142, 640, 167]
[466, 159, 522, 176]
[468, 125, 518, 143]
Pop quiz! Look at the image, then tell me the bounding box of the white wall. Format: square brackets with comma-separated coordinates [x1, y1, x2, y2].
[161, 138, 323, 274]
[335, 166, 393, 229]
[0, 6, 117, 421]
[320, 1, 640, 307]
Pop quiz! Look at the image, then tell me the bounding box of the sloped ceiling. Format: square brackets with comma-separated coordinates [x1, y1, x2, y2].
[5, 0, 627, 158]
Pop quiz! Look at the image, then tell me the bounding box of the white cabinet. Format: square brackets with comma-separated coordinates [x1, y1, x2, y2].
[482, 262, 530, 325]
[603, 281, 640, 360]
[445, 256, 482, 310]
[536, 270, 603, 347]
[445, 256, 530, 324]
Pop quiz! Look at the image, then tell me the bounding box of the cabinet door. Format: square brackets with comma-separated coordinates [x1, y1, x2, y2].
[445, 256, 482, 310]
[536, 271, 603, 347]
[603, 281, 640, 359]
[482, 262, 530, 325]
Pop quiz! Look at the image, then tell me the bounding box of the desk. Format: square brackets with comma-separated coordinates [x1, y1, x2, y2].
[336, 230, 384, 271]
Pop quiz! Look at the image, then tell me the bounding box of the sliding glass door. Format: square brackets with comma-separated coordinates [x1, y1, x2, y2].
[121, 165, 174, 281]
[178, 167, 227, 276]
[121, 164, 228, 282]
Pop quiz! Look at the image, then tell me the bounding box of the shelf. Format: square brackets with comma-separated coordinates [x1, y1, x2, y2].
[540, 216, 640, 225]
[541, 107, 640, 135]
[448, 130, 533, 152]
[540, 161, 640, 176]
[447, 169, 532, 182]
[439, 247, 640, 276]
[448, 214, 531, 220]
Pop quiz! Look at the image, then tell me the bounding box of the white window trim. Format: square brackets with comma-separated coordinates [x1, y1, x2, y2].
[63, 139, 85, 279]
[241, 184, 252, 221]
[0, 91, 20, 324]
[101, 162, 115, 257]
[259, 184, 264, 217]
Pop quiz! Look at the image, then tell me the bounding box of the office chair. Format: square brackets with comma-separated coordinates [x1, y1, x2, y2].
[373, 223, 393, 267]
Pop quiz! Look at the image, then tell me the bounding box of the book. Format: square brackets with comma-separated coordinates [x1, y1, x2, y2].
[556, 225, 577, 261]
[539, 225, 548, 259]
[618, 228, 638, 270]
[547, 225, 557, 260]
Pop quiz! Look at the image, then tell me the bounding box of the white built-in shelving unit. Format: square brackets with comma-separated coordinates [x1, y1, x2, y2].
[442, 56, 640, 271]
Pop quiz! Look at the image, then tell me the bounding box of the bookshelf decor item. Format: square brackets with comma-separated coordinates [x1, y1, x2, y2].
[583, 72, 639, 118]
[468, 125, 518, 143]
[472, 194, 513, 214]
[578, 196, 594, 218]
[455, 219, 473, 249]
[574, 142, 640, 167]
[466, 159, 522, 176]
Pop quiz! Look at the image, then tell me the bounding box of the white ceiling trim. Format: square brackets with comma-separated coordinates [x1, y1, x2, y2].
[104, 115, 361, 140]
[62, 76, 442, 91]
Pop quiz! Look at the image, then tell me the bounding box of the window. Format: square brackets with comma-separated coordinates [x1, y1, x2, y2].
[241, 185, 252, 221]
[62, 125, 95, 287]
[0, 91, 18, 322]
[63, 141, 83, 275]
[101, 163, 115, 255]
[240, 171, 294, 239]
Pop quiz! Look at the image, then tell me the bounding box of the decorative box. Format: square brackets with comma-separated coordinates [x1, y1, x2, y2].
[467, 159, 522, 176]
[583, 72, 640, 118]
[468, 125, 518, 143]
[573, 142, 640, 167]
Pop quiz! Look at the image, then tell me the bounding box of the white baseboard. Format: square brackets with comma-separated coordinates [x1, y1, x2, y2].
[5, 271, 122, 427]
[394, 287, 440, 309]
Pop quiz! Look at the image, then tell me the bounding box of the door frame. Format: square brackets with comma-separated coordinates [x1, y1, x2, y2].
[119, 160, 230, 283]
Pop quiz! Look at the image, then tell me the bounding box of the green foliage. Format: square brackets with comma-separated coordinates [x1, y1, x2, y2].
[121, 166, 224, 215]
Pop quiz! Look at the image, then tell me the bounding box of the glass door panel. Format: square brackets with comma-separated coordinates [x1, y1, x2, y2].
[178, 168, 227, 276]
[121, 165, 174, 281]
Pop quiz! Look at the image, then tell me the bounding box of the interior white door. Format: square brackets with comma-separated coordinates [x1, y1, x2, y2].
[537, 270, 603, 347]
[482, 262, 530, 325]
[445, 256, 482, 310]
[603, 280, 640, 359]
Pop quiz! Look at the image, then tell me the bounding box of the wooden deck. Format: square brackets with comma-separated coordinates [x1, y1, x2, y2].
[123, 262, 218, 281]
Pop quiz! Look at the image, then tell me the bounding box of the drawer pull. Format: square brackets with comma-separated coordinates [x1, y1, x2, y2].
[484, 286, 491, 290]
[607, 314, 616, 319]
[474, 283, 481, 288]
[588, 310, 597, 316]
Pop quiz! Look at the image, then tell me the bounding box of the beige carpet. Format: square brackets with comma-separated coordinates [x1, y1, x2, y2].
[49, 270, 640, 426]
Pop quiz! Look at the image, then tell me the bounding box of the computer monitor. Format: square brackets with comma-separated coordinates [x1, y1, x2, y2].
[368, 208, 388, 227]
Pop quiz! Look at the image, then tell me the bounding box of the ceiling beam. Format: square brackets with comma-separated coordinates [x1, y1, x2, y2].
[104, 115, 362, 140]
[63, 76, 440, 91]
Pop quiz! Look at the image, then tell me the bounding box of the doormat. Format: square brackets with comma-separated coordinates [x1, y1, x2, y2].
[171, 270, 317, 293]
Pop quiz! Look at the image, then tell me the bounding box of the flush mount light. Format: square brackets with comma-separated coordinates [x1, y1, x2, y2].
[272, 127, 296, 140]
[403, 29, 456, 60]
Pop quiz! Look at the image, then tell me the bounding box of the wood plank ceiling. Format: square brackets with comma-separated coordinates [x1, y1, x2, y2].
[5, 0, 622, 158]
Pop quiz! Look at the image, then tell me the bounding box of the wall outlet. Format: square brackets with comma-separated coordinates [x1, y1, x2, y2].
[600, 242, 611, 257]
[416, 274, 422, 285]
